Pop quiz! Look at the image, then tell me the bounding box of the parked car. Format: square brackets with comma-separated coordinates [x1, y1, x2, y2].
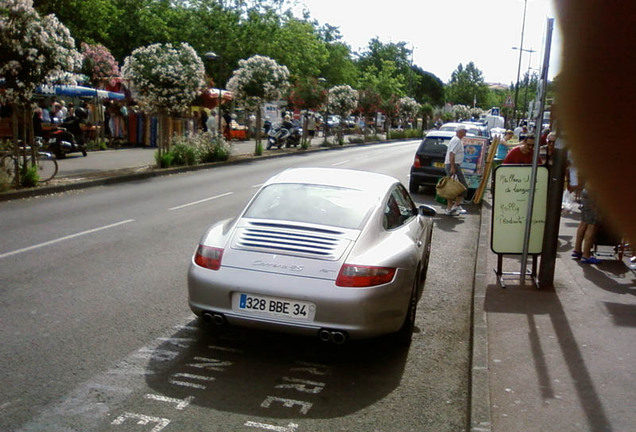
[408, 129, 477, 193]
[327, 115, 341, 128]
[188, 167, 436, 346]
[439, 122, 488, 138]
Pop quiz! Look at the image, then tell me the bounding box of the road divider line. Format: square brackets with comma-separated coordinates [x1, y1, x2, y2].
[330, 160, 350, 167]
[169, 192, 234, 211]
[0, 219, 135, 260]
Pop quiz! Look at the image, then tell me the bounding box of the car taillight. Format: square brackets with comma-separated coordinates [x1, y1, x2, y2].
[194, 245, 224, 270]
[335, 264, 396, 287]
[412, 156, 421, 168]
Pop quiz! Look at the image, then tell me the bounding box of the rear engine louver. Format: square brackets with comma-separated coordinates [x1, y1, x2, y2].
[233, 222, 350, 260]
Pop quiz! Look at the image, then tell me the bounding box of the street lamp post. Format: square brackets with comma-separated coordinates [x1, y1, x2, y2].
[512, 0, 529, 127]
[203, 51, 224, 137]
[513, 46, 536, 120]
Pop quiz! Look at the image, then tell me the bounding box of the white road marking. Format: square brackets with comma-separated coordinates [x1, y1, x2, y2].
[330, 160, 350, 166]
[168, 192, 233, 210]
[0, 219, 135, 260]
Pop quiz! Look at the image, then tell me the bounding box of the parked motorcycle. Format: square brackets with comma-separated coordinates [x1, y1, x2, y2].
[266, 123, 291, 149]
[47, 107, 88, 159]
[285, 124, 302, 148]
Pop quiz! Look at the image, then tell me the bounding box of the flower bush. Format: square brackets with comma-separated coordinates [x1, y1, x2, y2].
[121, 43, 205, 115]
[0, 0, 82, 105]
[157, 132, 231, 168]
[81, 42, 121, 88]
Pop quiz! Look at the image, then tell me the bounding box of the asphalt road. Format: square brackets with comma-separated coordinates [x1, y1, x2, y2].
[0, 141, 480, 431]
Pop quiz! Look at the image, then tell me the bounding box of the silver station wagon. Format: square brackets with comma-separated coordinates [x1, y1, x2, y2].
[188, 167, 436, 345]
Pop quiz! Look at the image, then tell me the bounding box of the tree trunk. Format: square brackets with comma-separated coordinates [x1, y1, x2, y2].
[11, 107, 20, 186]
[254, 103, 263, 155]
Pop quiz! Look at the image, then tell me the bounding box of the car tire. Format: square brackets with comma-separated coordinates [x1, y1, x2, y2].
[395, 274, 419, 347]
[408, 179, 419, 194]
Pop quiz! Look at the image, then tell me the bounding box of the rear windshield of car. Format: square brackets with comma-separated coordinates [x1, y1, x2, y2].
[243, 183, 378, 229]
[418, 136, 451, 155]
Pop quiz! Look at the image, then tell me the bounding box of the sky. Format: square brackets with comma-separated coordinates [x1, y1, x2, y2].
[292, 0, 561, 85]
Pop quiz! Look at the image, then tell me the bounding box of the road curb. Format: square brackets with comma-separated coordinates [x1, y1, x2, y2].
[470, 192, 492, 431]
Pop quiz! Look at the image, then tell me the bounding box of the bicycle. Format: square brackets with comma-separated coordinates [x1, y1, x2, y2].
[1, 138, 58, 183]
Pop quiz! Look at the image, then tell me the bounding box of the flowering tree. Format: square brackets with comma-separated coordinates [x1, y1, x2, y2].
[227, 55, 290, 154]
[81, 43, 121, 88]
[0, 0, 81, 184]
[288, 77, 327, 146]
[398, 96, 420, 128]
[327, 85, 358, 144]
[122, 42, 205, 155]
[452, 104, 470, 121]
[357, 89, 381, 140]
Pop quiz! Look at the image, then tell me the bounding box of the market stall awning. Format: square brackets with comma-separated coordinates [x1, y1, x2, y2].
[35, 85, 125, 100]
[200, 88, 233, 109]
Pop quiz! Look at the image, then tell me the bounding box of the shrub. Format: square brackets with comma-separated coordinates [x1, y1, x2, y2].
[155, 150, 174, 168]
[165, 132, 231, 166]
[21, 164, 39, 187]
[171, 143, 197, 166]
[194, 133, 231, 163]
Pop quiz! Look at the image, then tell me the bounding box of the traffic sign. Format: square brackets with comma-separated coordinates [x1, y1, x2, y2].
[504, 95, 514, 107]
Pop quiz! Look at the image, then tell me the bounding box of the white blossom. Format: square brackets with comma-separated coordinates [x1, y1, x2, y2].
[121, 42, 205, 114]
[0, 0, 81, 105]
[226, 55, 290, 106]
[327, 85, 358, 118]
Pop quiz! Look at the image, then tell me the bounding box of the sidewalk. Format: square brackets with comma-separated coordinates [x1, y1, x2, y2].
[472, 194, 636, 431]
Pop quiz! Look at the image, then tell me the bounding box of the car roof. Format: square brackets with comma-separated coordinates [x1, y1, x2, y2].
[425, 130, 456, 138]
[424, 130, 478, 139]
[264, 167, 397, 197]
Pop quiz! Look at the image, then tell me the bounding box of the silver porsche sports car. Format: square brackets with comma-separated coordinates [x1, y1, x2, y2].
[188, 167, 436, 345]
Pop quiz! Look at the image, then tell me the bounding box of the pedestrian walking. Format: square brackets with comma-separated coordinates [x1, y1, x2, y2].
[444, 124, 469, 215]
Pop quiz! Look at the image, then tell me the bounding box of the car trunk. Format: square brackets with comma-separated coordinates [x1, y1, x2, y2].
[222, 219, 360, 280]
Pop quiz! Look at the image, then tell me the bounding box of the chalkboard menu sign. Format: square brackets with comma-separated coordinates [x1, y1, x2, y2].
[491, 165, 548, 254]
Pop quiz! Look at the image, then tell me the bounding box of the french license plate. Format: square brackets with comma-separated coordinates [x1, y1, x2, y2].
[433, 161, 445, 168]
[234, 293, 316, 321]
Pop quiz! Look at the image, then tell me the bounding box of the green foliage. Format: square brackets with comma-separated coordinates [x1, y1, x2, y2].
[446, 62, 489, 107]
[167, 132, 231, 166]
[411, 65, 445, 106]
[387, 128, 422, 140]
[21, 164, 39, 187]
[155, 150, 174, 168]
[254, 141, 263, 156]
[170, 143, 197, 166]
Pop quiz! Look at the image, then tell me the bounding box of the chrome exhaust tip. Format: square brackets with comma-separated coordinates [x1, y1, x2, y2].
[318, 329, 332, 342]
[330, 331, 347, 345]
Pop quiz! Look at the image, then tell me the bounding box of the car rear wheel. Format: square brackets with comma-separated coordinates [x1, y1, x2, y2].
[395, 273, 419, 346]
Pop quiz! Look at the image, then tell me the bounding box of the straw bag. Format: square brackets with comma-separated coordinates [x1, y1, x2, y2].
[435, 175, 467, 199]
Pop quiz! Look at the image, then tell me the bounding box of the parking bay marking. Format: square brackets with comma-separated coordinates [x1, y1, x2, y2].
[0, 219, 135, 260]
[168, 192, 234, 211]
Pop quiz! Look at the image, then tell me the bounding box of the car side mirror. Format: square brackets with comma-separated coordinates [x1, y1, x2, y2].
[418, 205, 437, 217]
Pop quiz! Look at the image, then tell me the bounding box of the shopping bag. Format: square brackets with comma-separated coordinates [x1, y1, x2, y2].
[435, 175, 467, 199]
